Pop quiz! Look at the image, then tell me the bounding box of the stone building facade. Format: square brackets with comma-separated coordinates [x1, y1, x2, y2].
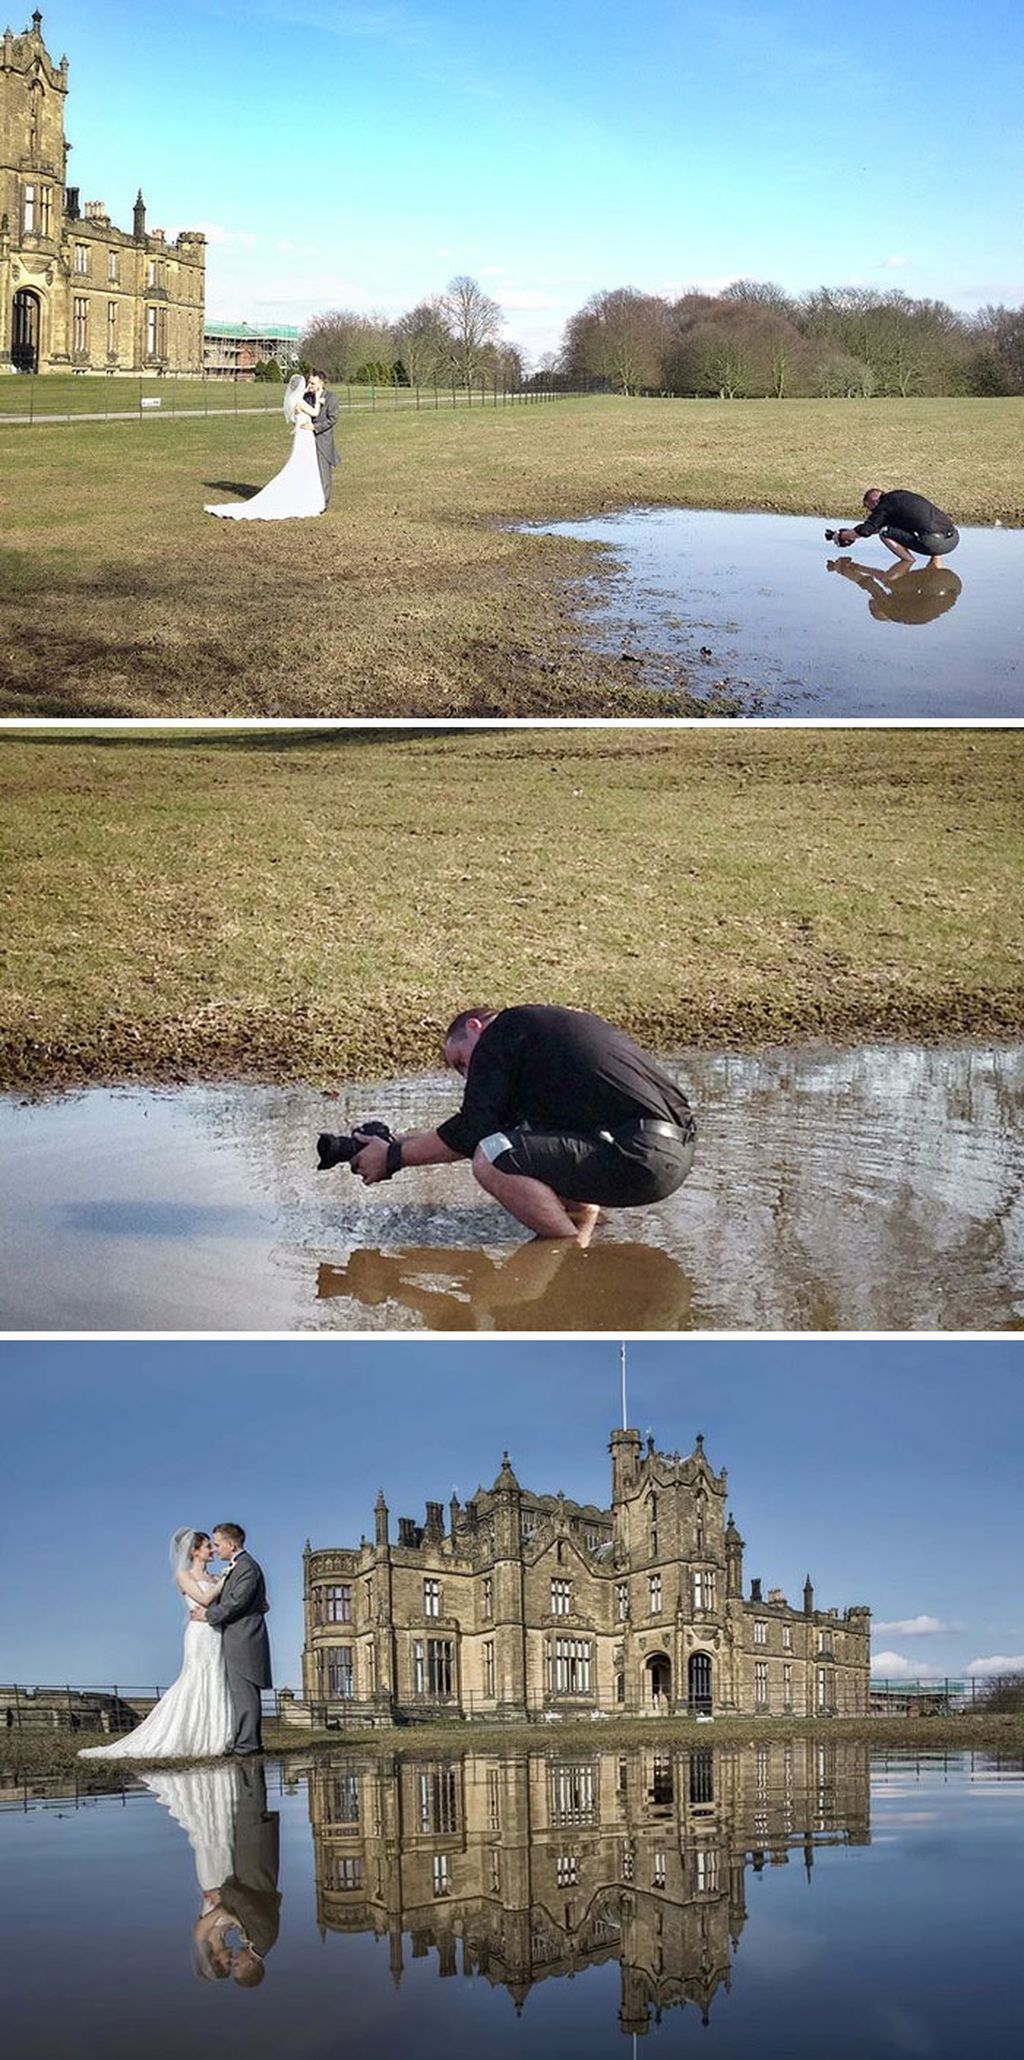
[302, 1426, 870, 1722]
[306, 1738, 870, 2027]
[1, 13, 205, 374]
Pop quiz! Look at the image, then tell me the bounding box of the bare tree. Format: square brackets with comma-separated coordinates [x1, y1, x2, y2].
[394, 297, 454, 389]
[299, 308, 397, 384]
[442, 274, 503, 388]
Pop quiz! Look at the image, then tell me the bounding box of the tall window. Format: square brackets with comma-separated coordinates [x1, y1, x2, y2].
[490, 1853, 501, 1894]
[107, 300, 117, 356]
[550, 1764, 595, 1826]
[147, 257, 157, 285]
[816, 1666, 831, 1711]
[782, 1623, 792, 1650]
[694, 1847, 719, 1894]
[432, 1853, 450, 1897]
[108, 248, 118, 282]
[146, 305, 157, 355]
[75, 242, 89, 274]
[323, 1584, 351, 1623]
[73, 297, 88, 353]
[22, 182, 36, 233]
[482, 1576, 492, 1618]
[549, 1638, 591, 1694]
[652, 1849, 667, 1888]
[329, 1855, 362, 1890]
[487, 1767, 500, 1831]
[329, 1773, 360, 1823]
[617, 1581, 629, 1620]
[423, 1578, 441, 1618]
[550, 1578, 572, 1616]
[415, 1637, 455, 1697]
[754, 1619, 767, 1645]
[817, 1628, 833, 1656]
[649, 1573, 662, 1614]
[419, 1768, 458, 1834]
[693, 1568, 716, 1611]
[755, 1659, 768, 1705]
[783, 1662, 793, 1706]
[483, 1639, 495, 1697]
[326, 1646, 354, 1698]
[556, 1854, 578, 1887]
[39, 185, 52, 236]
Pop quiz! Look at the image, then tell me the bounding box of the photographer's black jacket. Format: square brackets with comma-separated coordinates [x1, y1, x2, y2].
[855, 489, 955, 539]
[436, 1005, 692, 1158]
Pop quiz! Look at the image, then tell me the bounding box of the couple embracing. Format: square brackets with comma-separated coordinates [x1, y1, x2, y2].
[205, 370, 339, 522]
[79, 1524, 272, 1762]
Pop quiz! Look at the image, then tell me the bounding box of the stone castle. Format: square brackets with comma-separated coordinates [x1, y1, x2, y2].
[306, 1737, 870, 2027]
[1, 12, 205, 373]
[302, 1425, 870, 1721]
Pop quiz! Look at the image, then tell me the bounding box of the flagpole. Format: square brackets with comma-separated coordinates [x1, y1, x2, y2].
[620, 1339, 628, 1429]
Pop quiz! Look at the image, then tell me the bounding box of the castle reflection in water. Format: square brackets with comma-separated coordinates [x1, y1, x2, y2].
[305, 1738, 870, 2031]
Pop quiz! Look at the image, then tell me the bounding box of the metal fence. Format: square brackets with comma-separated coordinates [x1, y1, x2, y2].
[0, 373, 573, 428]
[0, 1684, 284, 1732]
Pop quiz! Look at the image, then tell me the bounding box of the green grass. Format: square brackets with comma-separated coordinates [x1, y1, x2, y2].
[1, 395, 1020, 716]
[6, 1710, 1023, 1783]
[1, 728, 1021, 1089]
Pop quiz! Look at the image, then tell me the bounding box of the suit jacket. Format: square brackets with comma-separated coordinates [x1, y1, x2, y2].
[220, 1761, 281, 1956]
[204, 1551, 272, 1687]
[310, 386, 340, 467]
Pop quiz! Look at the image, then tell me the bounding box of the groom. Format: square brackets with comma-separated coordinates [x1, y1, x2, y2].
[305, 370, 340, 507]
[192, 1523, 272, 1756]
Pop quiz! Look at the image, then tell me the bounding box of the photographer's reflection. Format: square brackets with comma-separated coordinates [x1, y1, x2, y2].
[143, 1758, 281, 1987]
[827, 554, 962, 626]
[318, 1237, 698, 1330]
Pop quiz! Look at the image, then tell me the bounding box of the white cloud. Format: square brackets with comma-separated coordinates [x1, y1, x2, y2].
[873, 1615, 964, 1638]
[871, 1652, 943, 1680]
[964, 1654, 1024, 1679]
[197, 222, 259, 251]
[880, 254, 909, 269]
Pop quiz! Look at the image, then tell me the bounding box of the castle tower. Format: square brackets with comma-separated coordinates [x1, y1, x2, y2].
[490, 1453, 528, 1717]
[1, 11, 68, 369]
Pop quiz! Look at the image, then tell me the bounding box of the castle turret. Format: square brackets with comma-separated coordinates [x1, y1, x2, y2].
[725, 1513, 744, 1598]
[610, 1426, 642, 1505]
[133, 187, 145, 239]
[803, 1575, 814, 1617]
[374, 1489, 389, 1549]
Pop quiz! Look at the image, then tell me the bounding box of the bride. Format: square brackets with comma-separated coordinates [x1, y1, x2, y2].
[205, 374, 325, 521]
[79, 1530, 234, 1761]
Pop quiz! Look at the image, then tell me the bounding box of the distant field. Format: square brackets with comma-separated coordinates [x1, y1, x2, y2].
[1, 394, 1021, 717]
[0, 372, 530, 420]
[1, 728, 1021, 1090]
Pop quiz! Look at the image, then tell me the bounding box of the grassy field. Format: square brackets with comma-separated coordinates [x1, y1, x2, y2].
[2, 394, 1021, 717]
[1, 728, 1021, 1091]
[6, 1710, 1023, 1783]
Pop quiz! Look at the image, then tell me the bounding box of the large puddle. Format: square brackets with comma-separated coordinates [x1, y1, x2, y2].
[1, 1043, 1022, 1331]
[532, 509, 1023, 715]
[3, 1743, 1022, 2057]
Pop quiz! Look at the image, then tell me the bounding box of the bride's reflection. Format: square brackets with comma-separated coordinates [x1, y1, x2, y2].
[827, 555, 962, 625]
[317, 1238, 699, 1330]
[142, 1759, 281, 1986]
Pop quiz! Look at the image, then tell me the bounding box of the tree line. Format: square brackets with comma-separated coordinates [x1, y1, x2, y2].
[559, 281, 1024, 399]
[299, 274, 524, 390]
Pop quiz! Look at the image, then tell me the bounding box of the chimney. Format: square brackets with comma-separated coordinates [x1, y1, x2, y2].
[750, 1577, 762, 1603]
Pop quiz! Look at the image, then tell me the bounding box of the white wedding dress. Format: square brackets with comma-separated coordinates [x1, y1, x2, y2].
[141, 1763, 238, 1893]
[79, 1577, 233, 1761]
[205, 411, 325, 521]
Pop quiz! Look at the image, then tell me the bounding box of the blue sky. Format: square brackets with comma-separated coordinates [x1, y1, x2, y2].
[36, 2, 1024, 360]
[1, 1338, 1021, 1687]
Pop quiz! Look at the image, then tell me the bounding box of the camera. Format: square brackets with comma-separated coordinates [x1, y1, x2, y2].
[824, 528, 850, 545]
[316, 1119, 395, 1172]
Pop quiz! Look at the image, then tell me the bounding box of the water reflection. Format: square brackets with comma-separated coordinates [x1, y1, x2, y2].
[1, 1043, 1021, 1328]
[318, 1239, 698, 1331]
[306, 1738, 869, 2028]
[827, 556, 963, 626]
[141, 1759, 281, 1987]
[5, 1744, 1024, 2057]
[529, 508, 1022, 715]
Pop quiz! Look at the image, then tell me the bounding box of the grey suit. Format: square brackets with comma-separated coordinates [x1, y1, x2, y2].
[204, 1550, 272, 1754]
[219, 1759, 281, 1958]
[309, 386, 340, 505]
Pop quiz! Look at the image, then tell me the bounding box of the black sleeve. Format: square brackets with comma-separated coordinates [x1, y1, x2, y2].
[436, 1026, 518, 1157]
[204, 1563, 261, 1629]
[854, 495, 889, 538]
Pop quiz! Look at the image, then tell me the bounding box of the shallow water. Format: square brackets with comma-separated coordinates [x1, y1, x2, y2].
[530, 509, 1023, 715]
[1, 1043, 1021, 1331]
[2, 1743, 1021, 2058]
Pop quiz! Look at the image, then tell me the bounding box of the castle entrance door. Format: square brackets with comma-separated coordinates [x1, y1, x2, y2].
[12, 289, 41, 372]
[687, 1651, 713, 1715]
[645, 1652, 672, 1709]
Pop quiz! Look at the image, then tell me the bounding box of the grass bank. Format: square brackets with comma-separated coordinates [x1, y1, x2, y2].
[1, 729, 1021, 1091]
[2, 395, 1020, 716]
[6, 1712, 1023, 1783]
